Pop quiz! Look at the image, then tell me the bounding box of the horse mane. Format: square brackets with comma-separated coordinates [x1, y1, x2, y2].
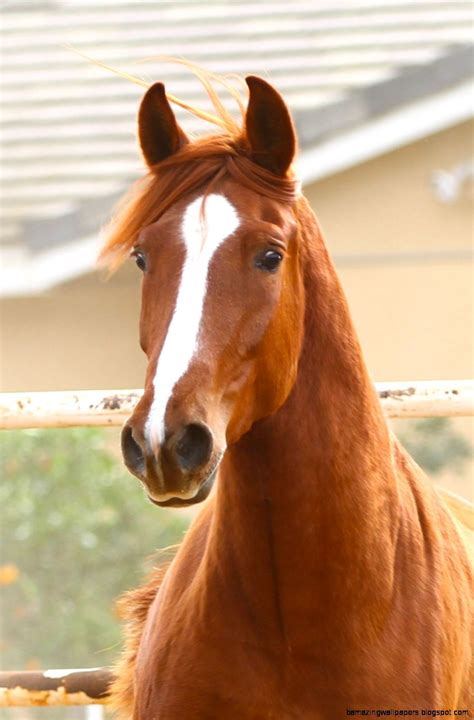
[97, 60, 300, 270]
[109, 563, 168, 715]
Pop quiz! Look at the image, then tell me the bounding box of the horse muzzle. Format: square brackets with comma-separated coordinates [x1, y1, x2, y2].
[121, 420, 221, 506]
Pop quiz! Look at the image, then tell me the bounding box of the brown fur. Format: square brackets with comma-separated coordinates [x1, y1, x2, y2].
[104, 70, 473, 718]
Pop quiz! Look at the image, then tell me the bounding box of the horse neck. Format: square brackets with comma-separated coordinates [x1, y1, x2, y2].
[211, 198, 400, 641]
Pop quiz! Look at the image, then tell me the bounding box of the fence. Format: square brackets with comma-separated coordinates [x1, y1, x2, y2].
[1, 380, 473, 430]
[1, 379, 473, 707]
[0, 668, 112, 708]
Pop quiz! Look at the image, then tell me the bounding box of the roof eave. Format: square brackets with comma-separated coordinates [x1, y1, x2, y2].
[296, 78, 473, 186]
[0, 235, 100, 298]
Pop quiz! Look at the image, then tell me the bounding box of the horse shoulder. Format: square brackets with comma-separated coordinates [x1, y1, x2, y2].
[391, 441, 473, 702]
[395, 440, 472, 547]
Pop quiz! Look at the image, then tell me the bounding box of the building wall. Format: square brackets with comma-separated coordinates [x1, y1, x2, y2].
[0, 265, 145, 392]
[1, 120, 472, 393]
[305, 119, 472, 257]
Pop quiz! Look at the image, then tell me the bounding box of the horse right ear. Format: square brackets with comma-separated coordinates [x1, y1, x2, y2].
[138, 82, 188, 167]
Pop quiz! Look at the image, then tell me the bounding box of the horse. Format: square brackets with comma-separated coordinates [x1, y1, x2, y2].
[100, 70, 473, 719]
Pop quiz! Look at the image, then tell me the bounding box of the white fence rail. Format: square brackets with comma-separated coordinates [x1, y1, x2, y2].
[0, 380, 473, 430]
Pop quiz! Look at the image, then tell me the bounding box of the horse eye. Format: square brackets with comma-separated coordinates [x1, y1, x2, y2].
[254, 249, 283, 273]
[131, 249, 147, 272]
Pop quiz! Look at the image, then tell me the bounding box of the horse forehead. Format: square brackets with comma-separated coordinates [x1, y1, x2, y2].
[226, 184, 294, 226]
[179, 190, 284, 237]
[178, 193, 294, 256]
[142, 187, 293, 250]
[181, 193, 240, 252]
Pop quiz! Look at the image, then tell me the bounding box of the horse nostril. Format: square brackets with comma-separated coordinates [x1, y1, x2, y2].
[173, 423, 213, 472]
[121, 424, 145, 477]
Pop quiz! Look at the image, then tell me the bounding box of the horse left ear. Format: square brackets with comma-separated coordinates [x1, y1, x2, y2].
[245, 76, 296, 176]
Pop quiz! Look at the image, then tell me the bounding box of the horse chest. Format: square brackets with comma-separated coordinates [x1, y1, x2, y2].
[132, 564, 468, 720]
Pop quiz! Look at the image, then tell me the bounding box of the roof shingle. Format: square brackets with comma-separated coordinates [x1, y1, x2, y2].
[1, 1, 472, 257]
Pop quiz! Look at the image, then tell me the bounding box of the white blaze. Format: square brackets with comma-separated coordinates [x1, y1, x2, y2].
[145, 193, 239, 448]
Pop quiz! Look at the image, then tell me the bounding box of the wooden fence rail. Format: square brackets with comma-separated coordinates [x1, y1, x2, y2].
[0, 668, 113, 707]
[0, 380, 473, 430]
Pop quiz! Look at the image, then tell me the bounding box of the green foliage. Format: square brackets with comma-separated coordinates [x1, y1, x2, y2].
[0, 428, 189, 672]
[396, 417, 472, 475]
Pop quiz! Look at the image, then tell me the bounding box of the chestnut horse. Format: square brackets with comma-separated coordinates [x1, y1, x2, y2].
[101, 73, 473, 718]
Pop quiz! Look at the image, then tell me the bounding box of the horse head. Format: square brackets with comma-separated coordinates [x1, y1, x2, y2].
[114, 77, 305, 506]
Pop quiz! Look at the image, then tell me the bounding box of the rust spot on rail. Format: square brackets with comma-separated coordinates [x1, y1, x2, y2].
[378, 387, 416, 400]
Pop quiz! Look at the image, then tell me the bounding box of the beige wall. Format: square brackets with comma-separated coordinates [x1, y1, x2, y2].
[340, 261, 472, 382]
[305, 119, 473, 257]
[0, 266, 145, 392]
[1, 120, 472, 393]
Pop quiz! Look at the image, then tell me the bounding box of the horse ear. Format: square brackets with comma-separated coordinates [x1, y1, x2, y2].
[245, 76, 296, 176]
[138, 82, 188, 167]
